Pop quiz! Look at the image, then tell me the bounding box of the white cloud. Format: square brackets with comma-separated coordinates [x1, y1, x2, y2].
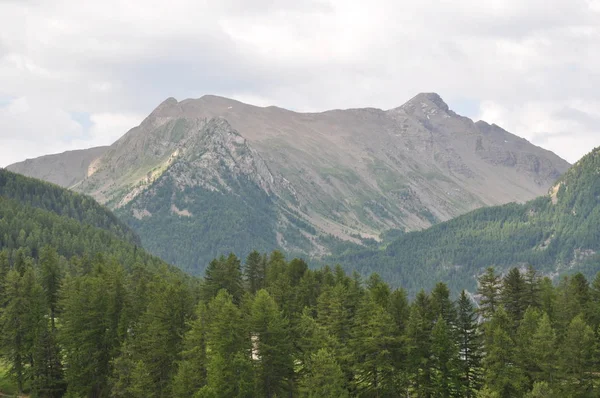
[0, 0, 599, 165]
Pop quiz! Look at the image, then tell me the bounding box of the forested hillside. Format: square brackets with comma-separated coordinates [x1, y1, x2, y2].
[0, 171, 599, 397]
[335, 147, 600, 295]
[0, 169, 140, 246]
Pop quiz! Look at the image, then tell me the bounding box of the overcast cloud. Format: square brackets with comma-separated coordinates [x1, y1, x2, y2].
[0, 0, 599, 166]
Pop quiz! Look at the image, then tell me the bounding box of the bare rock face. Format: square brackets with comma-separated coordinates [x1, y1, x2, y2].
[7, 93, 571, 265]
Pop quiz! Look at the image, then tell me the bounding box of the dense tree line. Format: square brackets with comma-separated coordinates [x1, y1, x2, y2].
[2, 245, 600, 397]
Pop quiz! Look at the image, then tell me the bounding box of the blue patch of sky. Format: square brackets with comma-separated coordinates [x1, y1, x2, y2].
[65, 111, 95, 141]
[447, 98, 480, 119]
[0, 93, 15, 107]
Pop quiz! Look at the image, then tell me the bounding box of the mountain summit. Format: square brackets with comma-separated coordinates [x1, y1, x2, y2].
[8, 93, 570, 273]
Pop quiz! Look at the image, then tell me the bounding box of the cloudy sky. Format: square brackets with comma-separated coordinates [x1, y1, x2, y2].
[0, 0, 599, 167]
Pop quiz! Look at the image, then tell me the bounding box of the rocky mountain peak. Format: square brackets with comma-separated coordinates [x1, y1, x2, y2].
[399, 92, 450, 113]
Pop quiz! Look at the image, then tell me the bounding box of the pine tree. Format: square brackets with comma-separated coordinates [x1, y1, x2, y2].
[250, 290, 294, 398]
[524, 381, 555, 398]
[172, 303, 209, 397]
[515, 307, 542, 389]
[39, 245, 62, 329]
[456, 291, 483, 397]
[407, 289, 435, 397]
[483, 308, 528, 397]
[431, 282, 457, 327]
[558, 315, 595, 396]
[349, 295, 401, 396]
[477, 267, 500, 320]
[129, 274, 193, 397]
[203, 254, 244, 304]
[366, 273, 391, 309]
[522, 266, 541, 310]
[0, 270, 27, 393]
[60, 266, 123, 397]
[500, 268, 527, 326]
[299, 348, 348, 398]
[244, 250, 264, 294]
[530, 313, 557, 385]
[430, 316, 462, 397]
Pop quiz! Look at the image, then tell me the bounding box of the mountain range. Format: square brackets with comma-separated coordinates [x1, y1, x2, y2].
[7, 93, 570, 273]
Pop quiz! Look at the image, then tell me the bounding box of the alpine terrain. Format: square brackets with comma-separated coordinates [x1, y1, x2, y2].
[8, 93, 570, 273]
[338, 146, 600, 294]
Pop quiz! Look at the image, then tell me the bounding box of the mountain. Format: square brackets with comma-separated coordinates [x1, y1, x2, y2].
[7, 146, 108, 188]
[7, 93, 570, 273]
[336, 146, 600, 294]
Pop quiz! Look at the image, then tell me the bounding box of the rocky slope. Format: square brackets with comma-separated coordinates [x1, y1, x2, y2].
[8, 93, 571, 273]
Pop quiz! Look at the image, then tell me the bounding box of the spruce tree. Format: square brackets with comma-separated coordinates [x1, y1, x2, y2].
[483, 308, 528, 397]
[456, 290, 483, 397]
[558, 315, 596, 396]
[477, 267, 500, 320]
[349, 295, 401, 396]
[244, 250, 264, 294]
[39, 245, 62, 329]
[250, 290, 294, 398]
[430, 316, 462, 397]
[500, 268, 527, 326]
[407, 290, 435, 397]
[530, 313, 557, 385]
[172, 303, 209, 397]
[299, 348, 348, 398]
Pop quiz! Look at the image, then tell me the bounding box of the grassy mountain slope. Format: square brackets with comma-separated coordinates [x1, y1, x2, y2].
[336, 147, 600, 294]
[7, 146, 108, 188]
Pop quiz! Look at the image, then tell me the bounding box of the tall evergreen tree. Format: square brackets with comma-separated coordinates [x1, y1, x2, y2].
[250, 290, 294, 398]
[483, 308, 528, 398]
[500, 268, 527, 326]
[299, 348, 348, 398]
[430, 316, 462, 397]
[39, 245, 62, 329]
[172, 303, 209, 397]
[431, 282, 457, 327]
[456, 291, 483, 397]
[244, 250, 264, 294]
[349, 295, 401, 396]
[203, 254, 244, 304]
[558, 315, 596, 396]
[522, 266, 541, 310]
[529, 313, 557, 385]
[477, 267, 500, 320]
[407, 290, 435, 397]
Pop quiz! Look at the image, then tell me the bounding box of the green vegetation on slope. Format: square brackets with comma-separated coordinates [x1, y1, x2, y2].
[1, 168, 600, 397]
[0, 169, 140, 246]
[334, 147, 600, 295]
[118, 174, 280, 274]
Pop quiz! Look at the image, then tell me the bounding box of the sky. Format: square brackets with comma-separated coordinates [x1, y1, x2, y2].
[0, 0, 599, 167]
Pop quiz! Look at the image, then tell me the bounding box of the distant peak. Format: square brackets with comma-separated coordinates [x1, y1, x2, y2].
[157, 97, 178, 108]
[148, 97, 180, 118]
[408, 93, 449, 111]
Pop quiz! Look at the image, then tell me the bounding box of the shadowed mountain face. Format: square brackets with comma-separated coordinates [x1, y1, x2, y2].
[7, 93, 570, 273]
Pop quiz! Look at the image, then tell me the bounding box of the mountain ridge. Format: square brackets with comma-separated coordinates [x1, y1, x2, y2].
[334, 146, 600, 294]
[7, 92, 571, 273]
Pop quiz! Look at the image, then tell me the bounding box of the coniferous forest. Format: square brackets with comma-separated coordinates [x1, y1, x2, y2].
[2, 171, 600, 398]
